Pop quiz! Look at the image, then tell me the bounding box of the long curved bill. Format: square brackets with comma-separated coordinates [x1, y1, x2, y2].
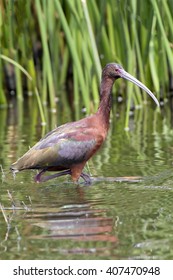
[119, 69, 160, 107]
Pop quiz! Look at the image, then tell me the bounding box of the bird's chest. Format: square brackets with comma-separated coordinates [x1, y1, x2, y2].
[85, 127, 107, 158]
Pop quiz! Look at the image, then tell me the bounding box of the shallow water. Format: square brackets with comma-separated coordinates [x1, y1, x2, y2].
[1, 100, 173, 260]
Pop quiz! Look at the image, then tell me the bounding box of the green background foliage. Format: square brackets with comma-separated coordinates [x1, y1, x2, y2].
[0, 0, 173, 118]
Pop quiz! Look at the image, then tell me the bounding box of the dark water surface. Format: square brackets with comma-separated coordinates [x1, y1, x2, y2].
[1, 100, 173, 260]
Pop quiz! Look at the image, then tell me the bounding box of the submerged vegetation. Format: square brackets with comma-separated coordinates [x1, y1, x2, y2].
[0, 0, 173, 124]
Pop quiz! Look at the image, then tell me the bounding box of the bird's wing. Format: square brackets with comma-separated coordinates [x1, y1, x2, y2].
[11, 122, 103, 170]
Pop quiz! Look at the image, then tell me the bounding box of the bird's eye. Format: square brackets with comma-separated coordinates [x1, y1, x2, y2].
[114, 69, 119, 76]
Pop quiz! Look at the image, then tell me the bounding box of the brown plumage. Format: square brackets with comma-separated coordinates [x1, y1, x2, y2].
[10, 63, 159, 184]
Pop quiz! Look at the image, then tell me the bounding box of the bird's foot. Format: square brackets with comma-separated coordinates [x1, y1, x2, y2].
[80, 172, 92, 185]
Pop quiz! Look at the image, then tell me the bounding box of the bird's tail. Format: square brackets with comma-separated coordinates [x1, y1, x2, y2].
[10, 162, 19, 173]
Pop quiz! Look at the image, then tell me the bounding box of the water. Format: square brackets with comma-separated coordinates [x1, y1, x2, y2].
[1, 100, 173, 260]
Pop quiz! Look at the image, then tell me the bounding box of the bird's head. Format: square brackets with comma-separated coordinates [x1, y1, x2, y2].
[102, 63, 124, 79]
[102, 63, 160, 107]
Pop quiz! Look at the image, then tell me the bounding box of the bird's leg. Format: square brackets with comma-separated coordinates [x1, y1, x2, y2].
[35, 169, 71, 183]
[34, 169, 47, 183]
[80, 172, 92, 185]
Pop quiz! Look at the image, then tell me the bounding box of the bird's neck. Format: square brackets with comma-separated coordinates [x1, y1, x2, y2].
[96, 77, 114, 131]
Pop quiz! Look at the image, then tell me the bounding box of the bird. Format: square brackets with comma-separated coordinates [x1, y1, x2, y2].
[10, 63, 159, 184]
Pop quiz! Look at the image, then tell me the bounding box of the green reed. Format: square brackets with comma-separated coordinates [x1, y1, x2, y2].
[0, 0, 173, 127]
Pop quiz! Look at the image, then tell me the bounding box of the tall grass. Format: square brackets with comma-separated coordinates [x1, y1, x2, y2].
[0, 0, 173, 126]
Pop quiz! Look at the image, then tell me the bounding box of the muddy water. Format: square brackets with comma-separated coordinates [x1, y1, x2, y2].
[1, 100, 173, 260]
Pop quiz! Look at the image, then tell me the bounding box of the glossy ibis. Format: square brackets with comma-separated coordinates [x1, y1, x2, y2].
[11, 63, 159, 184]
